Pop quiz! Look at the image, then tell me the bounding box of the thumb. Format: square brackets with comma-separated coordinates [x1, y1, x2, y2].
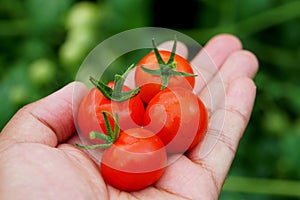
[0, 82, 87, 147]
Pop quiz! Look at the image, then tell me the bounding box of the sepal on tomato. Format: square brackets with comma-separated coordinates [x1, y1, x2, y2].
[90, 64, 140, 102]
[141, 37, 197, 90]
[75, 111, 120, 150]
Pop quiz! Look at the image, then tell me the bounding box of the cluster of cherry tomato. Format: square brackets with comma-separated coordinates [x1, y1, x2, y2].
[76, 39, 209, 191]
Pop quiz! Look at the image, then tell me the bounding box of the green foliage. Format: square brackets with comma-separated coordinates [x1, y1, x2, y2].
[0, 0, 300, 198]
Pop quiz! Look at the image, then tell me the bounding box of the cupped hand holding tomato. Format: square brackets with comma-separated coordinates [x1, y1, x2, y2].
[78, 38, 208, 191]
[0, 34, 259, 200]
[78, 34, 256, 197]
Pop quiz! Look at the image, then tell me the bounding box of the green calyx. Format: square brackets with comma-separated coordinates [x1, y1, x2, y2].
[141, 37, 197, 90]
[90, 64, 140, 102]
[75, 111, 120, 150]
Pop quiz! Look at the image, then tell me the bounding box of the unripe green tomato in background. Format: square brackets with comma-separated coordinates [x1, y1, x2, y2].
[65, 1, 102, 30]
[28, 58, 56, 86]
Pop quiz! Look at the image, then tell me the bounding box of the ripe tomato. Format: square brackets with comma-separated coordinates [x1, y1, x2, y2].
[143, 87, 208, 153]
[77, 82, 144, 144]
[101, 128, 167, 191]
[134, 39, 196, 104]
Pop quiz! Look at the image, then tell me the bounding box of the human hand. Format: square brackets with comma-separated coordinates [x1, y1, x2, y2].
[0, 33, 258, 200]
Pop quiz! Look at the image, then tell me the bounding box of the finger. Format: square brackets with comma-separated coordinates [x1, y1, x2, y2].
[192, 34, 243, 94]
[188, 77, 257, 190]
[0, 82, 88, 147]
[216, 50, 259, 80]
[155, 155, 220, 199]
[199, 50, 259, 115]
[191, 49, 258, 165]
[154, 78, 256, 199]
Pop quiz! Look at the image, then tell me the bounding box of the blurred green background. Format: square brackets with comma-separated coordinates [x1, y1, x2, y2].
[1, 0, 300, 199]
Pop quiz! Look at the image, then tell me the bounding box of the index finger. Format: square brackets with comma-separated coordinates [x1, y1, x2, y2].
[192, 34, 243, 94]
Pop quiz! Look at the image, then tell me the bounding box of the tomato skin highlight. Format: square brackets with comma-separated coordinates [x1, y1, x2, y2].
[143, 87, 208, 153]
[77, 82, 144, 144]
[100, 128, 167, 191]
[135, 51, 195, 104]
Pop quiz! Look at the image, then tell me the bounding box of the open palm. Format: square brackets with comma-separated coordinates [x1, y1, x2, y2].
[0, 34, 258, 200]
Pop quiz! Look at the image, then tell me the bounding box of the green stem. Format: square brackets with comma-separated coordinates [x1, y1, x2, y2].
[182, 1, 300, 41]
[223, 175, 300, 197]
[75, 143, 112, 150]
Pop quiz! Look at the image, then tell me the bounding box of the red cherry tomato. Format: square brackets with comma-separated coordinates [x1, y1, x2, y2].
[134, 36, 197, 105]
[143, 87, 208, 153]
[135, 51, 195, 104]
[101, 128, 167, 191]
[77, 82, 144, 144]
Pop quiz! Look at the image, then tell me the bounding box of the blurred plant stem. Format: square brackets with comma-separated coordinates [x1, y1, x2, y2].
[246, 39, 299, 70]
[182, 1, 300, 41]
[223, 175, 300, 197]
